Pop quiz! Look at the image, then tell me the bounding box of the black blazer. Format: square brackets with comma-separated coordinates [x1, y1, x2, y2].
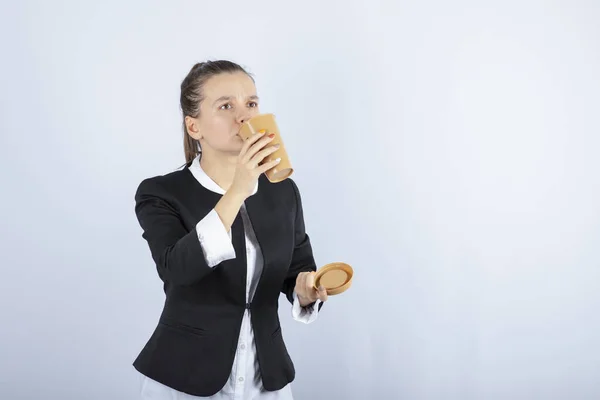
[132, 166, 321, 396]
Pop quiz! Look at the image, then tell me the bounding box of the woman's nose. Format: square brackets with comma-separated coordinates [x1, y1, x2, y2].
[237, 113, 251, 124]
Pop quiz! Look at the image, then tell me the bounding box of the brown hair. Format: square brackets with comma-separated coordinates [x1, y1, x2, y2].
[180, 60, 253, 167]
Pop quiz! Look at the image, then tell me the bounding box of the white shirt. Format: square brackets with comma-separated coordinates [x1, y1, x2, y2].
[139, 154, 321, 399]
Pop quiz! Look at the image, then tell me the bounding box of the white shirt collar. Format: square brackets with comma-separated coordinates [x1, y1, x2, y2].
[188, 154, 258, 196]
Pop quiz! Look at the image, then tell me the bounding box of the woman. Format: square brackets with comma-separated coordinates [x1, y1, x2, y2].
[133, 60, 328, 399]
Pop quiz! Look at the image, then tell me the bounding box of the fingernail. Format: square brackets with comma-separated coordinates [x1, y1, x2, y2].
[319, 286, 324, 291]
[268, 133, 275, 138]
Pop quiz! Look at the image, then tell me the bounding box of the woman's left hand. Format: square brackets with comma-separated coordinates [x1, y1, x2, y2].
[295, 271, 328, 307]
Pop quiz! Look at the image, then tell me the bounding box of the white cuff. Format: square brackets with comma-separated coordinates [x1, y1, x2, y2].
[196, 209, 236, 268]
[291, 291, 321, 324]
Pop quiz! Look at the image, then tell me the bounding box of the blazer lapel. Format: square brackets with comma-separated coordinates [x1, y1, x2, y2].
[245, 180, 278, 303]
[229, 211, 247, 305]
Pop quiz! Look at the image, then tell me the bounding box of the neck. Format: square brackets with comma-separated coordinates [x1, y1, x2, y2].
[199, 150, 237, 192]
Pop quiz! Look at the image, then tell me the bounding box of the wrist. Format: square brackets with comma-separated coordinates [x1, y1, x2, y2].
[297, 293, 313, 308]
[214, 187, 248, 232]
[224, 187, 247, 204]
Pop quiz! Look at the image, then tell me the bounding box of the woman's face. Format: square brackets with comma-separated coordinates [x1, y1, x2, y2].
[188, 71, 260, 155]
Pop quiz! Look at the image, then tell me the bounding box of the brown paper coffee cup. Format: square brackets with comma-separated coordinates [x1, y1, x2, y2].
[238, 113, 293, 183]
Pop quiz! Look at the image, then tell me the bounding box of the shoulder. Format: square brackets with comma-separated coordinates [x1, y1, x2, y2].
[257, 176, 304, 217]
[258, 175, 301, 198]
[135, 168, 191, 202]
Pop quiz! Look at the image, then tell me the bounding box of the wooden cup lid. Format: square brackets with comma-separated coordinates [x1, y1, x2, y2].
[313, 262, 353, 296]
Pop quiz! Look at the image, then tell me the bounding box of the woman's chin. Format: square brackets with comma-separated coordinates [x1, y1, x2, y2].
[221, 142, 244, 156]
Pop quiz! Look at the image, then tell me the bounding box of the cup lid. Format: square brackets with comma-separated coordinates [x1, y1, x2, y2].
[313, 262, 353, 295]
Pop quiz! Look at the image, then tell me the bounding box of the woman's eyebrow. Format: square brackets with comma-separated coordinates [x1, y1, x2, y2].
[213, 95, 259, 105]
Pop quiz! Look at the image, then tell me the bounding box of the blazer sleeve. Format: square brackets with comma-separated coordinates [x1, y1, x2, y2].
[134, 177, 216, 286]
[280, 179, 323, 311]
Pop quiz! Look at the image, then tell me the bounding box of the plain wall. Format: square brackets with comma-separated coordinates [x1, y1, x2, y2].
[1, 0, 599, 399]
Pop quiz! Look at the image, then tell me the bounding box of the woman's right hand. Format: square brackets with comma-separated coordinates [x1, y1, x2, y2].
[214, 131, 280, 233]
[229, 131, 281, 200]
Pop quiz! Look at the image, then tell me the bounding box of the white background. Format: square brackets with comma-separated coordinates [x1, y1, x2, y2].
[1, 1, 599, 399]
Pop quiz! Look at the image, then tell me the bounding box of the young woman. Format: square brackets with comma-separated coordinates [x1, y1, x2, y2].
[133, 60, 328, 399]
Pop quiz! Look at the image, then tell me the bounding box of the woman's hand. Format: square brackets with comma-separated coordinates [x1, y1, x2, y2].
[295, 271, 328, 307]
[215, 131, 281, 233]
[229, 131, 281, 200]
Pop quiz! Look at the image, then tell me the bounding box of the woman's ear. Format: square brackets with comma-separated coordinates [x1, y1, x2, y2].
[185, 116, 202, 140]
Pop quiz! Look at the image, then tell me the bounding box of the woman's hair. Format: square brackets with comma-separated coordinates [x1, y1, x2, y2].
[180, 60, 253, 167]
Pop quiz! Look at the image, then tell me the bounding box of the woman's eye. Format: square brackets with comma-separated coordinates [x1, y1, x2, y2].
[248, 101, 258, 108]
[220, 103, 232, 110]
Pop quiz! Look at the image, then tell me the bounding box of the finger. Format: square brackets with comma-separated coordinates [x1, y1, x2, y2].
[306, 272, 316, 291]
[239, 130, 267, 159]
[295, 272, 306, 292]
[242, 133, 275, 164]
[247, 134, 275, 159]
[257, 157, 282, 174]
[317, 286, 328, 302]
[305, 273, 314, 294]
[248, 144, 280, 167]
[301, 272, 310, 295]
[296, 273, 309, 301]
[306, 273, 319, 302]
